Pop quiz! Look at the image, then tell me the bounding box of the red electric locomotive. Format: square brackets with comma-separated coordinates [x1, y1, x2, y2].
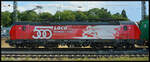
[6, 21, 141, 49]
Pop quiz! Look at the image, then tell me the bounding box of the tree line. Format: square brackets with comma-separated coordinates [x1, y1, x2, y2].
[1, 8, 129, 27]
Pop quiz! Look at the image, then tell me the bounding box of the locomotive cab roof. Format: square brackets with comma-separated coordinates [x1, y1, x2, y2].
[13, 21, 135, 25]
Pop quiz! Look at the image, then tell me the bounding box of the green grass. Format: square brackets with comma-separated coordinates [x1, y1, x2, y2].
[1, 56, 149, 61]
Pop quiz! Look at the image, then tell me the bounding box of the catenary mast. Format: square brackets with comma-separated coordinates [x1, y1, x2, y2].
[13, 0, 18, 22]
[141, 1, 146, 20]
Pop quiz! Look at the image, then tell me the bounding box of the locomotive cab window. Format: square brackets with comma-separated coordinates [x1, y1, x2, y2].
[22, 26, 26, 31]
[123, 26, 127, 31]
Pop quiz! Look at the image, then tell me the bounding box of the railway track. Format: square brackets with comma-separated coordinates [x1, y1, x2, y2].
[2, 54, 149, 59]
[1, 48, 149, 59]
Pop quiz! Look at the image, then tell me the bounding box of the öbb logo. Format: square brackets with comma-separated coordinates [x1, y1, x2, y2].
[32, 26, 53, 39]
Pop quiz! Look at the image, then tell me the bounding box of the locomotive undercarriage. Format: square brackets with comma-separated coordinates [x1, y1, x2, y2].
[6, 39, 135, 49]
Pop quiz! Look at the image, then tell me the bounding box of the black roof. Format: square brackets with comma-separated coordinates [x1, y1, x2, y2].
[13, 21, 135, 25]
[119, 21, 136, 25]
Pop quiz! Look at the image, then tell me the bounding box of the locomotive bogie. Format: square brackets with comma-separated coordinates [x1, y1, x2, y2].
[6, 39, 135, 49]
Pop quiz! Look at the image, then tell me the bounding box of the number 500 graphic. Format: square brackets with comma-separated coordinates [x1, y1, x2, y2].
[32, 26, 53, 39]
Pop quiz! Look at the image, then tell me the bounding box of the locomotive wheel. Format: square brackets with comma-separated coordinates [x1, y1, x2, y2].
[20, 44, 25, 48]
[90, 42, 104, 49]
[74, 44, 82, 47]
[74, 43, 82, 47]
[9, 43, 15, 47]
[26, 46, 35, 49]
[82, 42, 89, 47]
[67, 43, 77, 48]
[68, 45, 75, 48]
[15, 44, 19, 48]
[128, 44, 135, 49]
[90, 44, 101, 49]
[15, 43, 23, 48]
[19, 43, 27, 48]
[25, 44, 38, 49]
[31, 45, 39, 48]
[44, 44, 58, 48]
[113, 42, 135, 49]
[123, 43, 135, 49]
[8, 43, 13, 46]
[113, 42, 123, 49]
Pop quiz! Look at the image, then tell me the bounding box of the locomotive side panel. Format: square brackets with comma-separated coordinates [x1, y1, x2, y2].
[10, 25, 124, 40]
[10, 25, 33, 40]
[10, 25, 140, 40]
[9, 25, 16, 40]
[115, 25, 141, 40]
[6, 21, 142, 48]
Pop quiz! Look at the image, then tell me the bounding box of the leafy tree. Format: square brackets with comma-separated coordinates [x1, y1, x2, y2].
[10, 10, 21, 23]
[62, 10, 76, 22]
[1, 11, 12, 27]
[87, 8, 100, 22]
[112, 12, 128, 21]
[20, 10, 39, 22]
[98, 8, 112, 18]
[87, 8, 112, 22]
[74, 11, 88, 22]
[145, 15, 149, 20]
[121, 9, 128, 18]
[53, 11, 63, 22]
[54, 10, 76, 22]
[39, 12, 53, 22]
[1, 7, 131, 27]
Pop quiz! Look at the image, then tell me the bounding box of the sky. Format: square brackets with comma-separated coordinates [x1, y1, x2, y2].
[1, 1, 149, 22]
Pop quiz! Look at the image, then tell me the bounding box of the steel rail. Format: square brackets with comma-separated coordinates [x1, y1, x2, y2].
[2, 48, 149, 60]
[1, 48, 149, 55]
[2, 54, 149, 58]
[1, 48, 148, 51]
